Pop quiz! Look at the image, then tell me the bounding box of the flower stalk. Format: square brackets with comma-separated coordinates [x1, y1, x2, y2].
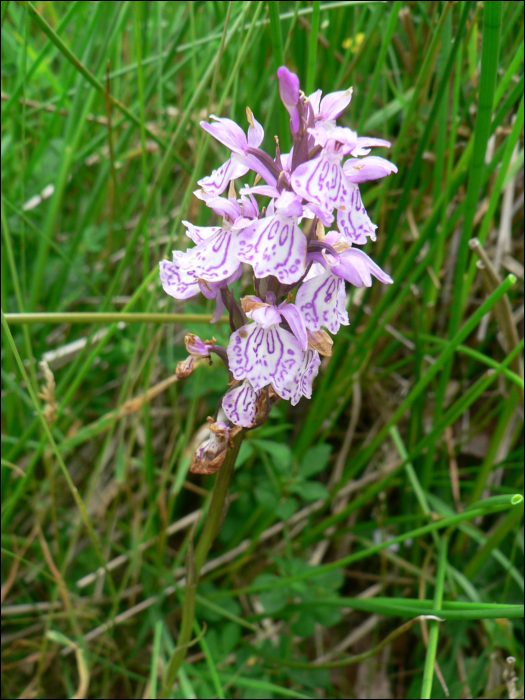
[160, 431, 244, 697]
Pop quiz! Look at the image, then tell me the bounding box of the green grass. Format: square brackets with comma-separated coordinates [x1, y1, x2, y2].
[1, 2, 524, 698]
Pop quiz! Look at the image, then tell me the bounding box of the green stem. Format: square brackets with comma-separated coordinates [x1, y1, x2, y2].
[4, 312, 228, 325]
[421, 535, 448, 698]
[160, 432, 244, 697]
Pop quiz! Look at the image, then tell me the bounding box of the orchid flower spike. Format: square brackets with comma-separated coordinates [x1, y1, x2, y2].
[159, 66, 397, 473]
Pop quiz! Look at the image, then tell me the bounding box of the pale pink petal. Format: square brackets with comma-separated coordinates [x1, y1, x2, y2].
[332, 248, 393, 287]
[277, 66, 301, 132]
[278, 302, 308, 350]
[308, 124, 358, 153]
[274, 191, 303, 218]
[206, 196, 242, 222]
[200, 116, 247, 155]
[227, 323, 304, 393]
[210, 293, 225, 323]
[247, 114, 264, 148]
[307, 89, 322, 115]
[240, 193, 260, 219]
[295, 271, 349, 334]
[242, 153, 278, 187]
[350, 136, 391, 157]
[343, 155, 397, 183]
[222, 380, 260, 427]
[237, 214, 306, 284]
[249, 305, 282, 328]
[304, 202, 334, 227]
[336, 184, 377, 245]
[318, 87, 353, 122]
[240, 184, 280, 199]
[277, 349, 321, 405]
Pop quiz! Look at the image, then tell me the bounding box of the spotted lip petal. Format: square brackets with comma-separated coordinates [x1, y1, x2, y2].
[291, 152, 350, 222]
[181, 229, 240, 282]
[222, 380, 259, 427]
[197, 265, 243, 300]
[237, 214, 307, 285]
[159, 254, 200, 300]
[197, 155, 250, 196]
[336, 184, 377, 245]
[182, 221, 221, 245]
[295, 270, 349, 334]
[277, 349, 321, 405]
[227, 323, 304, 393]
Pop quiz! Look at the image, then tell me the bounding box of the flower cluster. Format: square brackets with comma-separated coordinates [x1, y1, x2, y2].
[160, 67, 397, 472]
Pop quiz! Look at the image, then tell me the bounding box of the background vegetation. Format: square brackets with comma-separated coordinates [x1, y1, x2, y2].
[1, 1, 524, 698]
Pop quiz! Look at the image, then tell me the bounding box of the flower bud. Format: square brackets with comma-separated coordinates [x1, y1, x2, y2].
[185, 333, 214, 357]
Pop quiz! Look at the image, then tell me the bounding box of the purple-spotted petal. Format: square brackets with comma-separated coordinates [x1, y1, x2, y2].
[183, 221, 221, 245]
[222, 380, 259, 427]
[291, 152, 350, 216]
[237, 214, 307, 284]
[197, 264, 242, 299]
[332, 248, 393, 287]
[343, 155, 397, 184]
[277, 349, 321, 405]
[295, 271, 349, 334]
[277, 66, 301, 132]
[200, 116, 248, 155]
[336, 184, 377, 245]
[181, 230, 240, 282]
[197, 157, 250, 196]
[228, 323, 304, 393]
[159, 255, 200, 300]
[278, 302, 308, 350]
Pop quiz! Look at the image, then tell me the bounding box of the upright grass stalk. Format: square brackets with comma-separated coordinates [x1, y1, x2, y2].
[421, 535, 448, 698]
[268, 1, 290, 150]
[160, 432, 244, 698]
[0, 309, 117, 601]
[357, 1, 401, 132]
[449, 1, 502, 335]
[305, 1, 320, 95]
